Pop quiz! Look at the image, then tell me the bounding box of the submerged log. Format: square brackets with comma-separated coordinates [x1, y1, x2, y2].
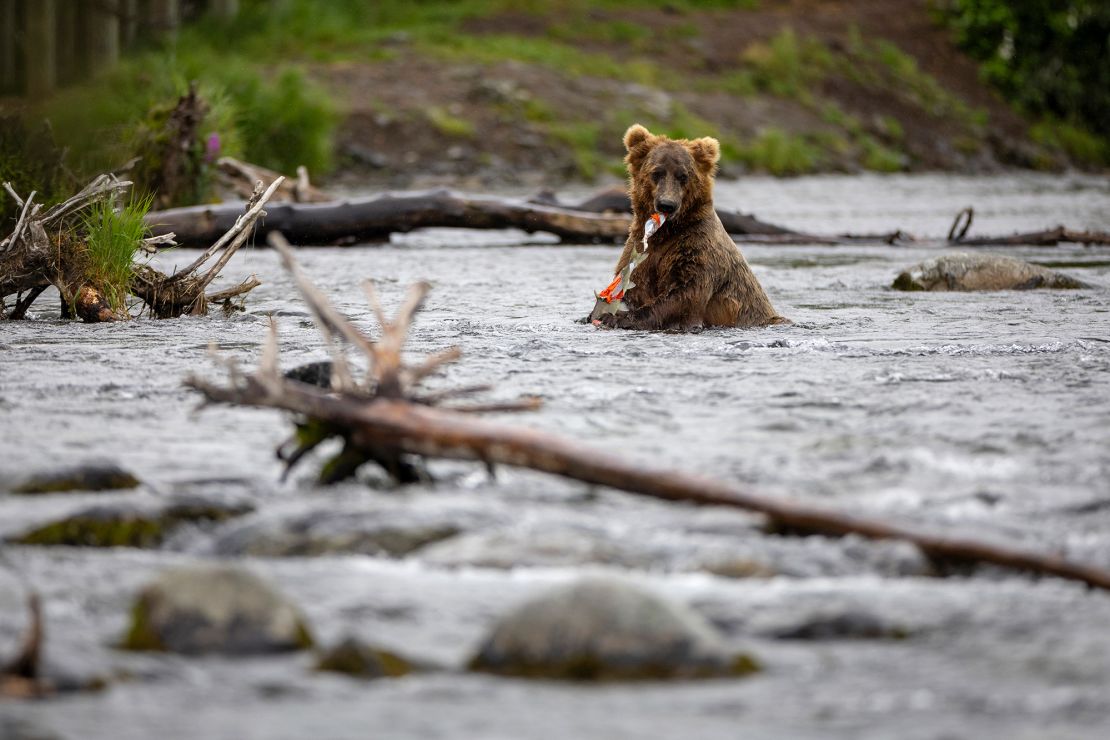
[186, 242, 1110, 592]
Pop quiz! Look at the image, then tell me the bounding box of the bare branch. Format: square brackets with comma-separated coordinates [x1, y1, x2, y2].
[206, 275, 261, 303]
[2, 181, 25, 208]
[405, 346, 463, 386]
[1, 189, 36, 251]
[166, 176, 284, 284]
[260, 317, 280, 380]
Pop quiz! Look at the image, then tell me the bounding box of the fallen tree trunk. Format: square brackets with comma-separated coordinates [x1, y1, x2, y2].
[530, 185, 804, 237]
[149, 190, 632, 247]
[185, 240, 1110, 592]
[152, 187, 1109, 249]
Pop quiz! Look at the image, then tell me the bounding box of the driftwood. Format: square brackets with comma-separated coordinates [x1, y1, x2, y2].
[128, 178, 279, 318]
[1, 174, 133, 321]
[1, 174, 276, 321]
[186, 242, 1110, 592]
[216, 157, 331, 204]
[149, 190, 632, 247]
[530, 185, 805, 238]
[151, 182, 1108, 249]
[947, 206, 1110, 247]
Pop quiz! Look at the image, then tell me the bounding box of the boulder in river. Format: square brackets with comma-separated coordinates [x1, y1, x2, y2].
[122, 565, 314, 654]
[315, 637, 413, 679]
[12, 462, 140, 494]
[10, 496, 253, 548]
[207, 508, 466, 557]
[468, 578, 759, 681]
[892, 252, 1090, 291]
[767, 609, 910, 640]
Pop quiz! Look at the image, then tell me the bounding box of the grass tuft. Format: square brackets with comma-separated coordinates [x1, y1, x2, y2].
[81, 194, 153, 312]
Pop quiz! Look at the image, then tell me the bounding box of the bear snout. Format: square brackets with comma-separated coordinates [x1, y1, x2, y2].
[654, 197, 678, 215]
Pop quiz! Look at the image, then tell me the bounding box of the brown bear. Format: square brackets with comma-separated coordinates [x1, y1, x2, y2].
[590, 124, 788, 330]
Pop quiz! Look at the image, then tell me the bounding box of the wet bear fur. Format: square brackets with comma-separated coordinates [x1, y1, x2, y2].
[593, 124, 788, 330]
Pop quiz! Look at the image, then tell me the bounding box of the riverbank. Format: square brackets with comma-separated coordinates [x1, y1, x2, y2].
[17, 0, 1107, 195]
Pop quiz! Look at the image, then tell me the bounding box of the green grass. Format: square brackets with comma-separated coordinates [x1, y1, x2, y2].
[80, 194, 153, 312]
[425, 107, 476, 138]
[859, 135, 905, 172]
[0, 116, 73, 228]
[734, 128, 822, 175]
[423, 32, 677, 88]
[544, 121, 606, 180]
[38, 51, 337, 180]
[742, 28, 832, 99]
[1031, 120, 1110, 167]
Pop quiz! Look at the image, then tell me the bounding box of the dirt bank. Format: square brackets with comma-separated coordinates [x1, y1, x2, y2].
[322, 0, 1070, 190]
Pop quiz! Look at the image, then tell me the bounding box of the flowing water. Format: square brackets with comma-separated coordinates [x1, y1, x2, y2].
[2, 173, 1110, 739]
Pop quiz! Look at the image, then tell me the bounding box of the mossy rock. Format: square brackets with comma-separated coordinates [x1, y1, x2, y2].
[10, 497, 252, 548]
[12, 463, 141, 494]
[893, 253, 1091, 292]
[468, 578, 760, 681]
[122, 565, 314, 655]
[315, 637, 413, 679]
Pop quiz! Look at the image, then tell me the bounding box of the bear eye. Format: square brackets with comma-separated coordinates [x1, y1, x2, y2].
[676, 172, 688, 185]
[651, 170, 665, 182]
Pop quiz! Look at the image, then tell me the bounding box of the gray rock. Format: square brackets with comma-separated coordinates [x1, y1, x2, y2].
[122, 565, 313, 654]
[769, 609, 909, 640]
[469, 578, 759, 681]
[893, 252, 1090, 291]
[208, 508, 462, 557]
[315, 637, 413, 679]
[419, 527, 656, 569]
[12, 462, 140, 494]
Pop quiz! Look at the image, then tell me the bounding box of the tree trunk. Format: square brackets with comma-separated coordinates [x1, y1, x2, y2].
[0, 0, 17, 93]
[26, 0, 58, 98]
[146, 0, 180, 34]
[120, 0, 138, 47]
[86, 0, 121, 77]
[56, 0, 81, 85]
[209, 0, 239, 19]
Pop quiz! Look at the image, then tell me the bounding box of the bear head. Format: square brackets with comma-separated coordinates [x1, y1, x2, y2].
[623, 123, 720, 223]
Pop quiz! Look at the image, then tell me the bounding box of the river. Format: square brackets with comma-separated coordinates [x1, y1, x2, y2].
[2, 173, 1109, 739]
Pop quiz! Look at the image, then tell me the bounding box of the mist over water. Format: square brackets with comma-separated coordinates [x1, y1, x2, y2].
[2, 174, 1110, 739]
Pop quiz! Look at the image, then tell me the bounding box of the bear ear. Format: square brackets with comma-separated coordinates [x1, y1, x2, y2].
[623, 124, 656, 174]
[623, 124, 653, 152]
[688, 136, 720, 173]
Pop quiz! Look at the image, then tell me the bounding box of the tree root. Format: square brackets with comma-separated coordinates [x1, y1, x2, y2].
[1, 174, 277, 321]
[186, 243, 1110, 592]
